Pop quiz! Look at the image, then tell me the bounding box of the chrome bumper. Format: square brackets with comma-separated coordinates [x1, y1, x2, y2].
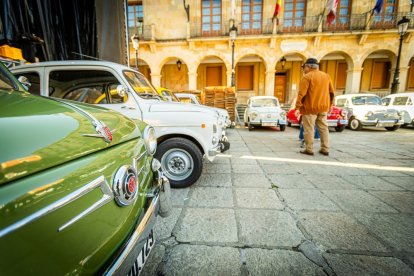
[208, 135, 230, 157]
[361, 119, 404, 127]
[327, 119, 348, 127]
[104, 167, 171, 275]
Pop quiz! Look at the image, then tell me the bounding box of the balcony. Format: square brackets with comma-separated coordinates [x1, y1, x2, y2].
[130, 12, 413, 42]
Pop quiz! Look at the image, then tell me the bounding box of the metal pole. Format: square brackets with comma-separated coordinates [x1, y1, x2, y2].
[231, 40, 235, 87]
[390, 34, 404, 94]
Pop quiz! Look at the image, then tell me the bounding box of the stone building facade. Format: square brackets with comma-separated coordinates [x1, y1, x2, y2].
[128, 0, 414, 104]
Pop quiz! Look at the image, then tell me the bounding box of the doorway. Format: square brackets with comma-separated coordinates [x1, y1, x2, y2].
[274, 72, 287, 103]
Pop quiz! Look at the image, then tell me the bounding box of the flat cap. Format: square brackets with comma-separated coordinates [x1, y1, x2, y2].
[304, 58, 319, 65]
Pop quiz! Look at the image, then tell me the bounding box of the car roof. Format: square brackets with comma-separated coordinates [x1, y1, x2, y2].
[383, 92, 414, 98]
[336, 93, 379, 98]
[250, 96, 278, 100]
[12, 60, 137, 73]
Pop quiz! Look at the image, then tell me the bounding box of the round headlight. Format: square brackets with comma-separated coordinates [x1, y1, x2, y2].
[366, 111, 373, 117]
[340, 109, 348, 117]
[143, 126, 157, 156]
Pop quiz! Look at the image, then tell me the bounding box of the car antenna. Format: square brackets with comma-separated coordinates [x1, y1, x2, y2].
[71, 52, 103, 61]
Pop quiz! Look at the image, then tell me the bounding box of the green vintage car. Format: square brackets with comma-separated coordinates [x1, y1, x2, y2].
[0, 62, 171, 275]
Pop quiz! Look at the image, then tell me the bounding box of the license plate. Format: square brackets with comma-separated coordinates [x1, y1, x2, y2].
[262, 122, 276, 126]
[340, 120, 348, 125]
[128, 229, 155, 276]
[327, 122, 337, 127]
[378, 122, 394, 127]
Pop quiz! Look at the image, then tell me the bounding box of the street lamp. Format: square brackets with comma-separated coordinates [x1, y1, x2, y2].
[229, 23, 238, 87]
[131, 33, 139, 71]
[280, 56, 287, 69]
[390, 16, 410, 94]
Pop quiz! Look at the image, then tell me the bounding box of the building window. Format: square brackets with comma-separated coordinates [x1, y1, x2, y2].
[283, 0, 306, 32]
[128, 1, 143, 36]
[202, 0, 222, 36]
[372, 0, 398, 28]
[237, 65, 254, 90]
[336, 0, 351, 27]
[241, 0, 263, 34]
[371, 61, 391, 89]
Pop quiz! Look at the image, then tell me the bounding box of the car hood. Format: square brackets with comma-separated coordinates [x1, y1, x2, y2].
[0, 91, 141, 186]
[148, 101, 217, 116]
[251, 107, 284, 113]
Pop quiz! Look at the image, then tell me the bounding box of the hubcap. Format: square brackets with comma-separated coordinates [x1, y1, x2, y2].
[161, 149, 194, 181]
[351, 119, 359, 129]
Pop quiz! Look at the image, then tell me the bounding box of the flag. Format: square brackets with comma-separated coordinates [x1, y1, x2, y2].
[326, 0, 339, 25]
[373, 0, 383, 14]
[272, 0, 281, 22]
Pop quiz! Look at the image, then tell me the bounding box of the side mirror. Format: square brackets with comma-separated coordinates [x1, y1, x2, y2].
[18, 76, 31, 90]
[116, 85, 128, 97]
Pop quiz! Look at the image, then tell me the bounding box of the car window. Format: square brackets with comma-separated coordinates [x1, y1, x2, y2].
[0, 70, 16, 90]
[178, 97, 193, 104]
[161, 90, 179, 102]
[13, 72, 41, 95]
[393, 97, 408, 106]
[382, 98, 391, 106]
[49, 70, 126, 103]
[335, 98, 347, 107]
[251, 98, 278, 107]
[124, 71, 160, 99]
[351, 96, 381, 105]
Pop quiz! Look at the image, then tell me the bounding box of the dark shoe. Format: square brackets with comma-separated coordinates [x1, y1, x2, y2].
[319, 150, 329, 156]
[300, 150, 314, 156]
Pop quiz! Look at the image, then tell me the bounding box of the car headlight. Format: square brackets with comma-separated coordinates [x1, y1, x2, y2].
[212, 136, 218, 145]
[366, 111, 373, 117]
[251, 112, 258, 119]
[280, 111, 286, 118]
[341, 109, 348, 117]
[151, 158, 161, 171]
[143, 125, 157, 156]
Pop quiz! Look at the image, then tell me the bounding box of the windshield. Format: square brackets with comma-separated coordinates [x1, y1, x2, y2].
[251, 98, 279, 107]
[123, 71, 162, 100]
[160, 89, 179, 102]
[351, 96, 382, 105]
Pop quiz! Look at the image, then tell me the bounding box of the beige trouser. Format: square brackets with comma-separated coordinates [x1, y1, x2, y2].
[302, 113, 329, 153]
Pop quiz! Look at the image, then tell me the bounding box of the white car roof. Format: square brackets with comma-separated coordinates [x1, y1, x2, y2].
[383, 92, 414, 99]
[175, 93, 194, 97]
[250, 96, 278, 100]
[336, 93, 379, 99]
[12, 60, 136, 73]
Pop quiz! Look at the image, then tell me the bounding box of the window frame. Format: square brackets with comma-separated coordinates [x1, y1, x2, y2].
[201, 0, 222, 36]
[240, 0, 263, 35]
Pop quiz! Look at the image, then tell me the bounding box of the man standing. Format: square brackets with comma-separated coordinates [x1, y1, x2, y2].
[295, 58, 335, 156]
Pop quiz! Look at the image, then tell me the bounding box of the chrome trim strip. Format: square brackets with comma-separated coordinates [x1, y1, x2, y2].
[0, 176, 114, 238]
[105, 194, 159, 275]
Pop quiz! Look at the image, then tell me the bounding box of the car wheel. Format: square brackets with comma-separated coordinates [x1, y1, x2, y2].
[248, 120, 253, 131]
[385, 125, 400, 131]
[349, 117, 362, 131]
[244, 122, 247, 127]
[155, 138, 203, 188]
[279, 124, 286, 131]
[335, 125, 346, 132]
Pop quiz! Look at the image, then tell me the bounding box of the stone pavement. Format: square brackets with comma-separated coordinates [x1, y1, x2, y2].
[143, 126, 414, 276]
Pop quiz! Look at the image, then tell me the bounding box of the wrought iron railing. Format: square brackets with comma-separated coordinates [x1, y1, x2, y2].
[133, 12, 414, 41]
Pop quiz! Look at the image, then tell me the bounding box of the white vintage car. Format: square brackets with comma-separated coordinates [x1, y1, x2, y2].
[382, 92, 414, 128]
[12, 61, 230, 188]
[243, 96, 287, 131]
[335, 93, 404, 131]
[175, 92, 232, 128]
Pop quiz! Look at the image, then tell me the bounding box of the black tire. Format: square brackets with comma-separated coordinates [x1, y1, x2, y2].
[244, 122, 247, 127]
[335, 125, 346, 132]
[349, 117, 362, 131]
[248, 121, 253, 131]
[154, 137, 203, 188]
[279, 124, 286, 131]
[385, 125, 400, 131]
[287, 121, 292, 127]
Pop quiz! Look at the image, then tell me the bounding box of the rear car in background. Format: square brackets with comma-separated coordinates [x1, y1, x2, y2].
[382, 92, 414, 128]
[287, 96, 348, 132]
[335, 93, 404, 131]
[0, 62, 171, 275]
[243, 96, 287, 131]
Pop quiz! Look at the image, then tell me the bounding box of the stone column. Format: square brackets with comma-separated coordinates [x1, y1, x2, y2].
[345, 67, 363, 94]
[396, 67, 409, 93]
[265, 69, 276, 96]
[151, 73, 162, 88]
[227, 70, 232, 87]
[188, 71, 198, 90]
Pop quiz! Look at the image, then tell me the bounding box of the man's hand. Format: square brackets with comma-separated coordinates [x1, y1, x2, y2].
[295, 109, 300, 118]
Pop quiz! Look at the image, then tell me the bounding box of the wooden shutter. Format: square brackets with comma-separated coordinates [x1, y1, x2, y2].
[371, 61, 390, 89]
[408, 59, 414, 89]
[336, 62, 347, 90]
[206, 66, 222, 86]
[237, 65, 253, 90]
